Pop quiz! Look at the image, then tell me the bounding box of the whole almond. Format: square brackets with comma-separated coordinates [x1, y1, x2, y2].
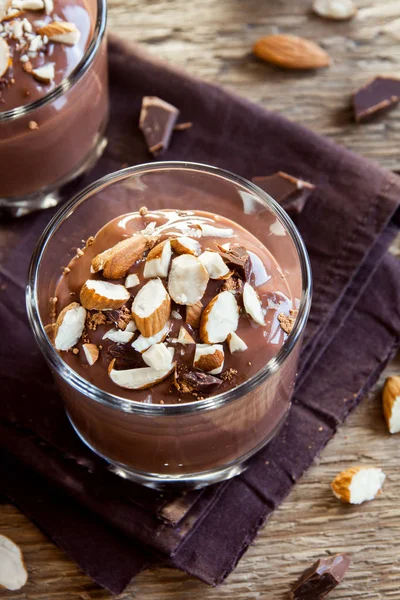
[253, 34, 331, 70]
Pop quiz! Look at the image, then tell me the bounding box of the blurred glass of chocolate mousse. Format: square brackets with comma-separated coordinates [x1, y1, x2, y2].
[0, 0, 108, 212]
[48, 208, 298, 404]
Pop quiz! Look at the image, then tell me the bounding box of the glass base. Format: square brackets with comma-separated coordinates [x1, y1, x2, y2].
[67, 406, 290, 490]
[0, 134, 108, 218]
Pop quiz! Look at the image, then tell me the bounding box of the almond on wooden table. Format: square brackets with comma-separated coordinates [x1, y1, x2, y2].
[253, 34, 331, 70]
[331, 466, 386, 504]
[0, 534, 28, 591]
[382, 376, 400, 434]
[313, 0, 357, 21]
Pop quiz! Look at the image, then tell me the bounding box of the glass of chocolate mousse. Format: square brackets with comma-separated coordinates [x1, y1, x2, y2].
[27, 162, 312, 489]
[0, 0, 108, 217]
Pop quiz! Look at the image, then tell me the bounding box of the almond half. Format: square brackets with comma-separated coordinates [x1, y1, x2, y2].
[227, 331, 248, 353]
[168, 254, 209, 305]
[142, 342, 174, 370]
[125, 273, 140, 289]
[0, 0, 11, 22]
[253, 34, 331, 70]
[0, 38, 10, 78]
[194, 344, 224, 375]
[143, 239, 172, 278]
[186, 301, 203, 329]
[82, 343, 99, 366]
[243, 282, 265, 326]
[109, 359, 175, 390]
[38, 21, 81, 45]
[131, 321, 170, 353]
[331, 466, 386, 504]
[177, 326, 195, 344]
[170, 236, 201, 256]
[197, 223, 234, 238]
[313, 0, 357, 20]
[54, 302, 86, 351]
[102, 328, 135, 344]
[382, 376, 400, 434]
[199, 251, 231, 279]
[0, 534, 28, 591]
[91, 234, 149, 279]
[131, 278, 170, 337]
[80, 280, 130, 310]
[200, 291, 239, 344]
[32, 63, 54, 83]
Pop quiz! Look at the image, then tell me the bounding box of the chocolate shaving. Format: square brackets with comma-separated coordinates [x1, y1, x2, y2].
[252, 171, 315, 216]
[139, 96, 180, 155]
[216, 245, 251, 280]
[353, 76, 400, 122]
[106, 344, 144, 370]
[289, 553, 351, 599]
[182, 371, 222, 392]
[278, 309, 298, 335]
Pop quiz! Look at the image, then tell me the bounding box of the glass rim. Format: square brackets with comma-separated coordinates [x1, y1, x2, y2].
[26, 161, 313, 416]
[0, 0, 107, 123]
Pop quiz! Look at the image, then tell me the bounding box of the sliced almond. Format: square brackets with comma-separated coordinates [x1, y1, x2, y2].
[142, 342, 174, 370]
[331, 466, 386, 504]
[186, 301, 203, 329]
[91, 234, 149, 279]
[38, 21, 81, 45]
[54, 302, 86, 351]
[131, 321, 170, 353]
[313, 0, 356, 21]
[171, 309, 182, 320]
[19, 0, 43, 9]
[194, 344, 224, 375]
[0, 534, 28, 591]
[32, 63, 54, 83]
[143, 239, 171, 278]
[131, 278, 170, 337]
[200, 291, 239, 344]
[243, 282, 265, 326]
[168, 254, 209, 305]
[0, 0, 12, 21]
[170, 236, 201, 256]
[125, 320, 137, 333]
[197, 224, 234, 238]
[382, 376, 400, 434]
[125, 273, 140, 288]
[199, 251, 231, 279]
[227, 331, 248, 353]
[80, 280, 130, 311]
[82, 343, 99, 366]
[102, 328, 135, 344]
[177, 326, 195, 344]
[253, 34, 331, 70]
[0, 38, 10, 78]
[109, 360, 175, 390]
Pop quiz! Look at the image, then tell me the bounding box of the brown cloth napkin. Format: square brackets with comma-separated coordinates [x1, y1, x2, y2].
[1, 35, 400, 594]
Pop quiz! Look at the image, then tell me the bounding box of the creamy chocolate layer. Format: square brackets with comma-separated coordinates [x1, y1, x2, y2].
[53, 209, 297, 405]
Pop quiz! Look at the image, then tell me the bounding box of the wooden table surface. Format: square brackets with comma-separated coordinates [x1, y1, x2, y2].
[2, 1, 400, 598]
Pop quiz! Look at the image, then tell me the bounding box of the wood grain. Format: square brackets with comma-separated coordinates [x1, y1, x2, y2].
[2, 0, 400, 598]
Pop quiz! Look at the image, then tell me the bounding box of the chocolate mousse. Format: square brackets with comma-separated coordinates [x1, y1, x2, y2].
[0, 0, 108, 200]
[50, 208, 298, 405]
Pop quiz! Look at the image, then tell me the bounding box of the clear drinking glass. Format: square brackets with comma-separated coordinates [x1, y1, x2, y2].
[27, 162, 312, 489]
[0, 0, 108, 217]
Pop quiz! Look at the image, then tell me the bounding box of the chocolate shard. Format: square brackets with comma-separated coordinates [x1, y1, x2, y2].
[106, 344, 144, 370]
[252, 171, 315, 216]
[289, 553, 351, 599]
[216, 245, 251, 280]
[353, 76, 400, 122]
[139, 96, 180, 155]
[182, 371, 222, 392]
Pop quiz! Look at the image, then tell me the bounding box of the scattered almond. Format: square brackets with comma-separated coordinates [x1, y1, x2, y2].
[142, 343, 174, 370]
[168, 254, 209, 305]
[177, 326, 195, 344]
[186, 301, 203, 329]
[0, 38, 10, 78]
[199, 251, 231, 279]
[2, 7, 21, 20]
[313, 0, 357, 21]
[131, 321, 170, 353]
[54, 302, 86, 351]
[253, 34, 331, 70]
[0, 534, 28, 591]
[143, 239, 172, 278]
[200, 291, 239, 343]
[382, 376, 400, 434]
[131, 278, 171, 337]
[80, 280, 130, 311]
[170, 236, 201, 256]
[102, 328, 135, 344]
[91, 234, 149, 279]
[227, 331, 248, 353]
[194, 344, 224, 375]
[38, 21, 81, 45]
[0, 0, 11, 22]
[109, 359, 175, 390]
[331, 466, 386, 504]
[32, 63, 54, 83]
[243, 282, 265, 326]
[125, 273, 140, 288]
[82, 343, 99, 366]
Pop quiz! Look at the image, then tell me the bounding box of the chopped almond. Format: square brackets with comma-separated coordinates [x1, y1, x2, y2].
[32, 63, 55, 83]
[168, 254, 209, 305]
[38, 21, 81, 45]
[227, 332, 248, 353]
[143, 239, 172, 278]
[194, 344, 224, 375]
[200, 291, 239, 343]
[109, 360, 175, 390]
[125, 273, 140, 288]
[19, 0, 43, 8]
[382, 376, 400, 434]
[131, 278, 171, 337]
[142, 343, 174, 370]
[131, 321, 170, 352]
[102, 328, 135, 344]
[199, 251, 231, 279]
[54, 302, 86, 351]
[82, 343, 99, 366]
[0, 0, 11, 22]
[331, 466, 386, 504]
[80, 280, 130, 310]
[91, 234, 149, 279]
[0, 38, 10, 79]
[170, 236, 201, 256]
[0, 534, 28, 591]
[197, 223, 234, 238]
[177, 326, 195, 344]
[186, 301, 203, 329]
[243, 282, 265, 326]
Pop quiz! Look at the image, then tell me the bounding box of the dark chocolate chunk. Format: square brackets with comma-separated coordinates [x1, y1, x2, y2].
[289, 553, 351, 599]
[106, 344, 144, 370]
[252, 171, 315, 216]
[182, 371, 222, 392]
[353, 76, 400, 122]
[139, 96, 180, 155]
[216, 245, 251, 280]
